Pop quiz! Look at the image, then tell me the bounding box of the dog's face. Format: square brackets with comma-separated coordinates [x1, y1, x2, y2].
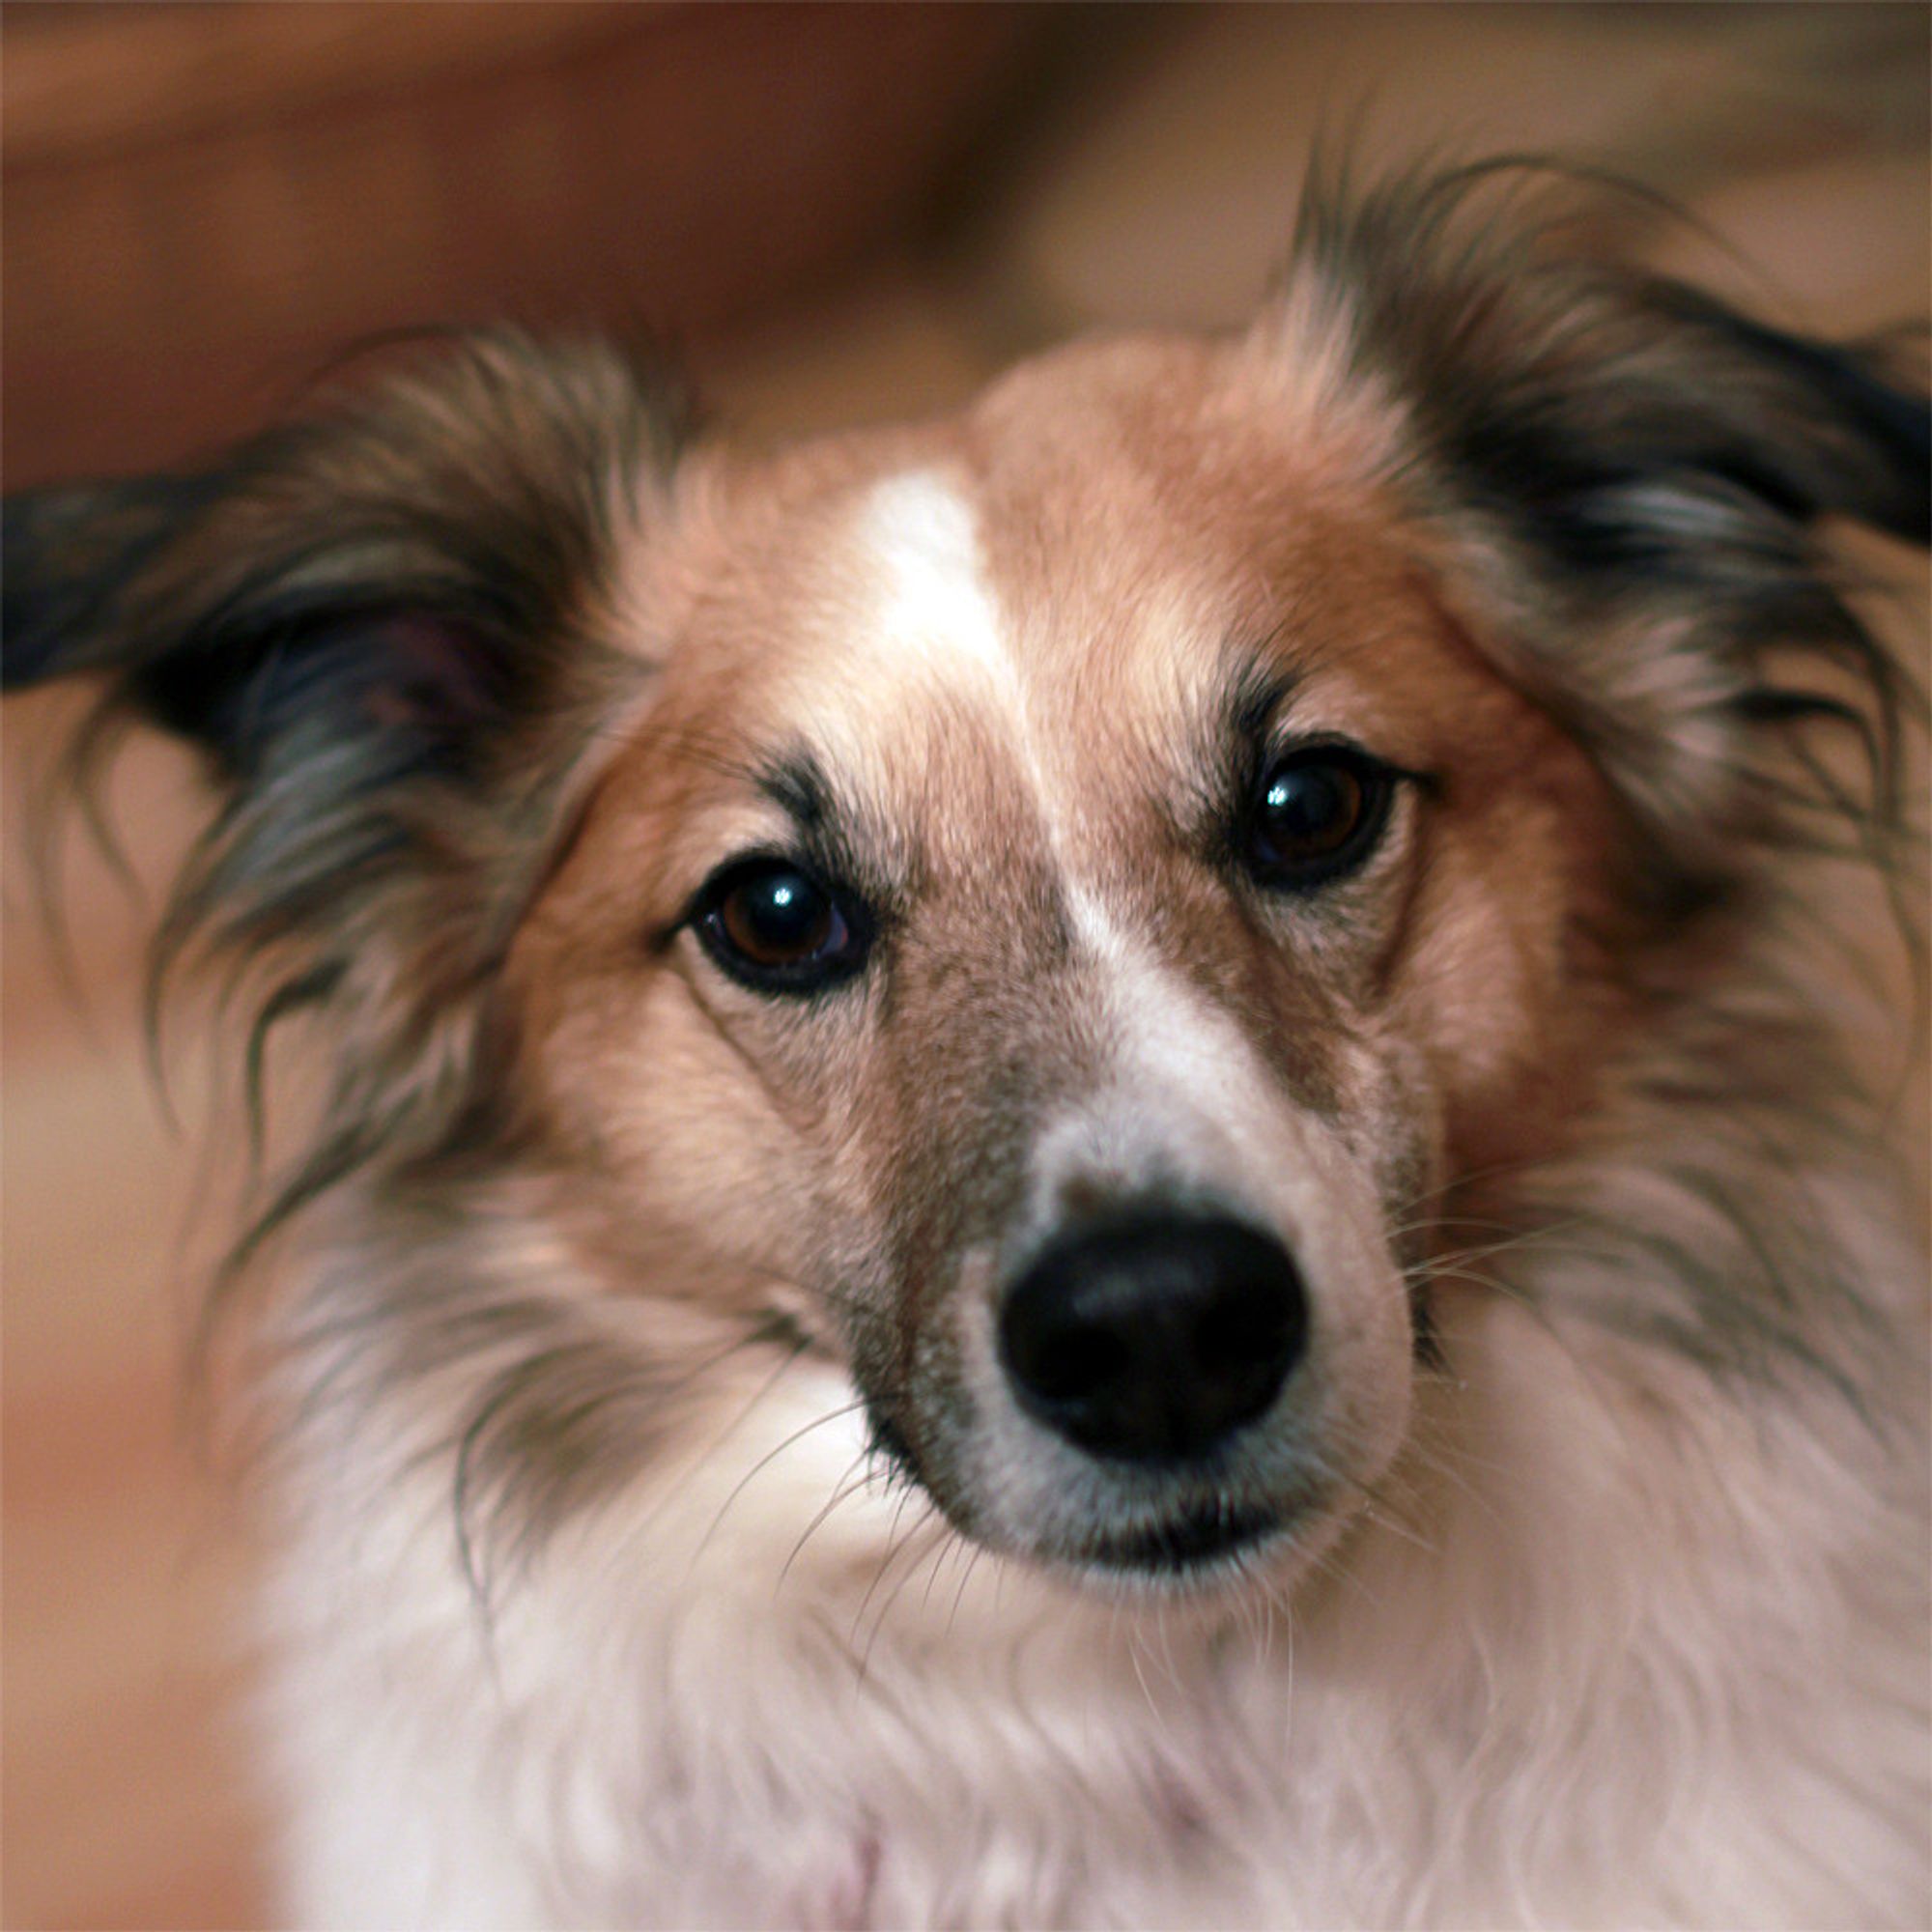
[508, 333, 1625, 1581]
[7, 169, 1922, 1597]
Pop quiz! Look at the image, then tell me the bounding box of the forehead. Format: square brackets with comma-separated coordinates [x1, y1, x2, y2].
[612, 333, 1495, 852]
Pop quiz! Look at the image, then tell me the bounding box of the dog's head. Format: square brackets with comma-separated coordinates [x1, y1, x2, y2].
[8, 168, 1925, 1593]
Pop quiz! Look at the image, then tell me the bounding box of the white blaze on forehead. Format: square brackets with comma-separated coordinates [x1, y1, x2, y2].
[854, 474, 1233, 1028]
[838, 466, 1099, 887]
[852, 469, 1034, 723]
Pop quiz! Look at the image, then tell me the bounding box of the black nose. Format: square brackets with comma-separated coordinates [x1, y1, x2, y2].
[998, 1210, 1307, 1462]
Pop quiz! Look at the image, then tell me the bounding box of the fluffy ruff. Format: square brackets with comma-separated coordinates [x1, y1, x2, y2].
[258, 977, 1929, 1928]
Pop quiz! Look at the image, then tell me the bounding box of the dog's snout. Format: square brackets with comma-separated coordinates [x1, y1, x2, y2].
[998, 1211, 1307, 1462]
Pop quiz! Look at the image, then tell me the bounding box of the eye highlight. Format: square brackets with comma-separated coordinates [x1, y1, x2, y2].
[1241, 744, 1396, 890]
[692, 857, 872, 994]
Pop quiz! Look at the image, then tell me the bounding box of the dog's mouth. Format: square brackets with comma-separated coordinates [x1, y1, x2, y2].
[1074, 1498, 1284, 1577]
[867, 1407, 1292, 1585]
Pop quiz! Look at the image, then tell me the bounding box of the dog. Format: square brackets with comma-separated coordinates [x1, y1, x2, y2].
[6, 162, 1929, 1928]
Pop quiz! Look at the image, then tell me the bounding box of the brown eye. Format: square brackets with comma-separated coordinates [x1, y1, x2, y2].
[694, 858, 871, 994]
[1243, 747, 1394, 889]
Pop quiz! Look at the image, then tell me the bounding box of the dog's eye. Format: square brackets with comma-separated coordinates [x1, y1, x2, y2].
[693, 858, 871, 994]
[1242, 746, 1394, 889]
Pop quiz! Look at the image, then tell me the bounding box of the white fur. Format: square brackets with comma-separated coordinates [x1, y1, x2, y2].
[844, 469, 1087, 868]
[263, 1146, 1928, 1929]
[857, 472, 1026, 704]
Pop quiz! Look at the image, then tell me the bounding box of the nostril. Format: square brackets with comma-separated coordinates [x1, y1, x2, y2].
[1195, 1284, 1298, 1378]
[998, 1209, 1307, 1463]
[1012, 1321, 1132, 1406]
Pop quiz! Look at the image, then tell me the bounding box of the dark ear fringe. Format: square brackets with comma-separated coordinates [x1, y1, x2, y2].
[1280, 156, 1928, 915]
[5, 473, 231, 689]
[11, 333, 689, 1362]
[1286, 161, 1929, 1402]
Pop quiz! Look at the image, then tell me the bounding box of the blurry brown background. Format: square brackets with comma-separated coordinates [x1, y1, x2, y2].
[4, 6, 1926, 1927]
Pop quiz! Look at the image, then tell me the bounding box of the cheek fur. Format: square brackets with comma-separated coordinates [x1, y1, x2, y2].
[505, 907, 884, 1327]
[1363, 675, 1633, 1182]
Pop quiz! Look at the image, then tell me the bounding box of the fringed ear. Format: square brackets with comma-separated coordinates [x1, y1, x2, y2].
[3, 332, 685, 1266]
[1271, 162, 1928, 902]
[5, 473, 230, 694]
[5, 332, 679, 785]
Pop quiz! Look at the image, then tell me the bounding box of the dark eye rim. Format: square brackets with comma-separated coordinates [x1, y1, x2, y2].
[1238, 740, 1407, 892]
[686, 852, 875, 996]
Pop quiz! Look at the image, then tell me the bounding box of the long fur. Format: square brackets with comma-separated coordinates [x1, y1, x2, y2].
[6, 166, 1927, 1928]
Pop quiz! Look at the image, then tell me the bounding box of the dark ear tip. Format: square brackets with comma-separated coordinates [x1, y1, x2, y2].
[1865, 386, 1930, 544]
[1, 617, 70, 691]
[3, 493, 65, 688]
[1697, 306, 1931, 544]
[5, 472, 229, 693]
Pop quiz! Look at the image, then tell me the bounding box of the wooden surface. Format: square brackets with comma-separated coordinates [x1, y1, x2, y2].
[4, 8, 1925, 1928]
[2, 1, 1037, 486]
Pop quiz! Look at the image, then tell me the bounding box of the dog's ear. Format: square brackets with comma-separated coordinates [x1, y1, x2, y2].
[4, 467, 516, 781]
[1271, 164, 1929, 893]
[4, 335, 683, 1233]
[5, 333, 677, 787]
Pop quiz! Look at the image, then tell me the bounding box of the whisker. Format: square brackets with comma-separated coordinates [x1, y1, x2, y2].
[687, 1397, 868, 1573]
[846, 1486, 927, 1665]
[855, 1510, 950, 1681]
[775, 1449, 876, 1598]
[581, 1336, 813, 1602]
[944, 1541, 989, 1637]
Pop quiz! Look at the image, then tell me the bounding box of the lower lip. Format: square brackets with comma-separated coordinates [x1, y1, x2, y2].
[1079, 1501, 1282, 1577]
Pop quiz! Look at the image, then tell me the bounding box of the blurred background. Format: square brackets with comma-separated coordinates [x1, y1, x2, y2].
[3, 5, 1925, 1925]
